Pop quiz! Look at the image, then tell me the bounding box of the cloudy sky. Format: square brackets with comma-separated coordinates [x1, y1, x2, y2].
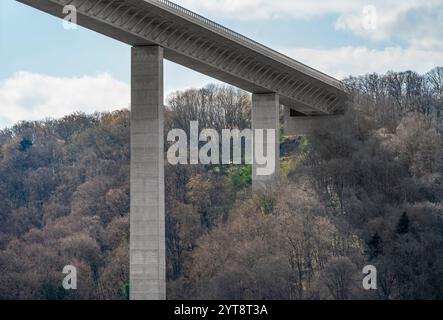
[0, 0, 442, 128]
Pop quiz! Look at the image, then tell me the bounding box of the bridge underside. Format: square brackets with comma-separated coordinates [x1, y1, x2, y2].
[17, 0, 346, 116]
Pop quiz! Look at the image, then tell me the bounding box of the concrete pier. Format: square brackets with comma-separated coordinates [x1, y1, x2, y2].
[130, 46, 166, 300]
[283, 107, 340, 136]
[252, 93, 280, 192]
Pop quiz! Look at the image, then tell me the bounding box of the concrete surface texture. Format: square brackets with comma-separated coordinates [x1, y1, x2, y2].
[130, 46, 166, 300]
[252, 93, 280, 192]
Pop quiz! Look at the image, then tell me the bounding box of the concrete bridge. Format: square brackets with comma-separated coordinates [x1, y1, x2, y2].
[16, 0, 348, 300]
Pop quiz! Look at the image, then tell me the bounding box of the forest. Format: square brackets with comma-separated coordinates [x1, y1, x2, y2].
[0, 67, 442, 299]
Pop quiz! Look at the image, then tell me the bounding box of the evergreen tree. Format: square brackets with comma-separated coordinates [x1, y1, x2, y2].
[396, 212, 410, 235]
[367, 232, 383, 260]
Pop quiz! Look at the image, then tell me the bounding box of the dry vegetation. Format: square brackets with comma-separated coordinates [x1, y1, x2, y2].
[0, 68, 442, 299]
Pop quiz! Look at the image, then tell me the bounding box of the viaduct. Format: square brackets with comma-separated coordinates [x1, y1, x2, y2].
[15, 0, 348, 300]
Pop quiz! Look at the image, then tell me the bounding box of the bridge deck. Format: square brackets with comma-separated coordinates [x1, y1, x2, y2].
[16, 0, 348, 115]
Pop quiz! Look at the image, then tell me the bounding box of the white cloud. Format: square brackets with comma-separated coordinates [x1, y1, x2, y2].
[174, 0, 443, 46]
[334, 0, 443, 43]
[174, 0, 362, 20]
[1, 45, 442, 130]
[173, 0, 443, 81]
[281, 46, 443, 79]
[174, 0, 441, 21]
[0, 72, 129, 128]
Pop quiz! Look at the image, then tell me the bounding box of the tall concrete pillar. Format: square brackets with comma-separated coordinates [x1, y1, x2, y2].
[252, 93, 280, 191]
[130, 46, 166, 300]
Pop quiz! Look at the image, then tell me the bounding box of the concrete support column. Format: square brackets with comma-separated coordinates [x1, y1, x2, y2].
[252, 93, 280, 192]
[130, 46, 165, 300]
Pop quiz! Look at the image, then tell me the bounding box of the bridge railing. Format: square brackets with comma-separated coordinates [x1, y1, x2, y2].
[154, 0, 257, 47]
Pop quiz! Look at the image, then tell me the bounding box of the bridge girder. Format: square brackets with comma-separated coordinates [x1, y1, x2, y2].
[17, 0, 348, 115]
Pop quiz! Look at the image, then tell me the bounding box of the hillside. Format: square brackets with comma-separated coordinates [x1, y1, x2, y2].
[1, 68, 443, 299]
